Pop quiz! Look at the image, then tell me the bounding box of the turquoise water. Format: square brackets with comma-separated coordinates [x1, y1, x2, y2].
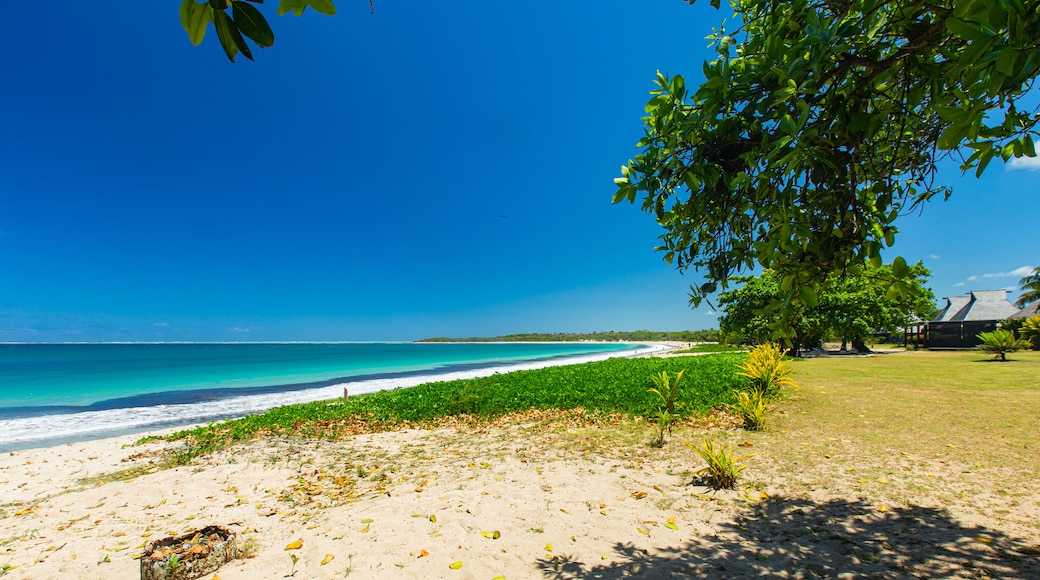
[0, 342, 635, 412]
[0, 342, 651, 450]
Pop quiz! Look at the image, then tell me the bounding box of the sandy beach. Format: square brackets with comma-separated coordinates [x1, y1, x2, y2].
[3, 396, 1039, 579]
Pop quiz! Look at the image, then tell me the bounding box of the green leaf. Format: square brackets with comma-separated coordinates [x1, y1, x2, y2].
[277, 0, 300, 15]
[682, 172, 700, 191]
[891, 256, 908, 279]
[798, 285, 818, 308]
[180, 0, 194, 30]
[232, 1, 274, 47]
[227, 12, 255, 60]
[945, 17, 990, 43]
[213, 9, 240, 62]
[306, 0, 337, 15]
[182, 1, 211, 46]
[937, 122, 968, 150]
[1022, 135, 1036, 158]
[995, 49, 1017, 75]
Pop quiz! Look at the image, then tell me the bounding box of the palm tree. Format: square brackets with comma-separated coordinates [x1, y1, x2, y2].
[1017, 266, 1040, 308]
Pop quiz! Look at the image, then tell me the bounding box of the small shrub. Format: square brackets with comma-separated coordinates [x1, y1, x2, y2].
[647, 370, 684, 414]
[682, 437, 751, 489]
[731, 390, 768, 431]
[647, 370, 684, 446]
[737, 343, 798, 397]
[650, 408, 679, 447]
[976, 329, 1032, 361]
[1019, 315, 1040, 350]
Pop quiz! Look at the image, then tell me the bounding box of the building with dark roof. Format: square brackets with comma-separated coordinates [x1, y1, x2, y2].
[910, 290, 1026, 348]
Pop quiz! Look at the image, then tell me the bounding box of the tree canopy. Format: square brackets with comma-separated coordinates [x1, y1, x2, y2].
[1016, 265, 1040, 308]
[614, 0, 1040, 309]
[718, 263, 936, 353]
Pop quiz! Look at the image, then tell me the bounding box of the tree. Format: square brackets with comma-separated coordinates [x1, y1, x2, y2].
[1016, 266, 1040, 308]
[178, 0, 352, 62]
[718, 262, 936, 354]
[613, 0, 1040, 312]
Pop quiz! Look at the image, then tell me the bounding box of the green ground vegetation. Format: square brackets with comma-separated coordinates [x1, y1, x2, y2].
[672, 343, 744, 354]
[150, 353, 746, 462]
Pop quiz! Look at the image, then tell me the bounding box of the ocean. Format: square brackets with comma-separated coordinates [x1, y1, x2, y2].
[0, 342, 657, 450]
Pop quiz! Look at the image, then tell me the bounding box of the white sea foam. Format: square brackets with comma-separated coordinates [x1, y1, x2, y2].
[0, 345, 669, 451]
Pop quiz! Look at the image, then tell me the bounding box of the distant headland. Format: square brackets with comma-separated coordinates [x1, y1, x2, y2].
[415, 329, 720, 343]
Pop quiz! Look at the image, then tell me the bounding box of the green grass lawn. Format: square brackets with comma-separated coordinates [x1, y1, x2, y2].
[780, 349, 1040, 465]
[733, 349, 1040, 533]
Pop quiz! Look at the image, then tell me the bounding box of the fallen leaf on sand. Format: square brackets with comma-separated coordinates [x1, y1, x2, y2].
[418, 549, 429, 558]
[321, 554, 335, 565]
[285, 539, 303, 550]
[631, 491, 648, 500]
[449, 560, 463, 569]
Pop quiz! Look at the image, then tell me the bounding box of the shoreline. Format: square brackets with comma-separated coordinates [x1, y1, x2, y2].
[0, 344, 671, 453]
[2, 349, 1038, 579]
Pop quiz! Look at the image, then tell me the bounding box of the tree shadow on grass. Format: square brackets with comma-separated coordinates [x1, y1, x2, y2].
[538, 496, 1040, 579]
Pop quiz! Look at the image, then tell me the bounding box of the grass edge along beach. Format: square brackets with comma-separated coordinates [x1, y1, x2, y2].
[1, 348, 1039, 578]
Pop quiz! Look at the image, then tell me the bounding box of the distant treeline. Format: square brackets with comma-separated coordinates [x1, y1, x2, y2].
[416, 329, 720, 343]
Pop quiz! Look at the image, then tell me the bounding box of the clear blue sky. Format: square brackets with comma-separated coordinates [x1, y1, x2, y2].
[1, 2, 1035, 342]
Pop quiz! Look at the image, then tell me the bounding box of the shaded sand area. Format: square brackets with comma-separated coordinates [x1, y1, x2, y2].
[2, 351, 1040, 578]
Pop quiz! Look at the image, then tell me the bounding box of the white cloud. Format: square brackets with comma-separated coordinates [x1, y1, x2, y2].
[953, 282, 965, 287]
[963, 266, 1034, 286]
[1007, 156, 1040, 171]
[978, 265, 1035, 279]
[153, 322, 169, 327]
[704, 310, 716, 315]
[928, 254, 941, 260]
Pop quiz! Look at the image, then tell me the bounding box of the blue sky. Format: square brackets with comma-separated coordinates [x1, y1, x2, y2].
[1, 2, 1035, 342]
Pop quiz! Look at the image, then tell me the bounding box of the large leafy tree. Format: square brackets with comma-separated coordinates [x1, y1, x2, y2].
[614, 0, 1040, 312]
[718, 263, 936, 353]
[1017, 265, 1040, 308]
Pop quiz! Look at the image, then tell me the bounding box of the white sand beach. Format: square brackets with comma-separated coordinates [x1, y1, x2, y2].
[3, 404, 1040, 579]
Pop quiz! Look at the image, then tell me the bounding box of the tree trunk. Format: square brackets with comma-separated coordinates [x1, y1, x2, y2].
[851, 335, 872, 353]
